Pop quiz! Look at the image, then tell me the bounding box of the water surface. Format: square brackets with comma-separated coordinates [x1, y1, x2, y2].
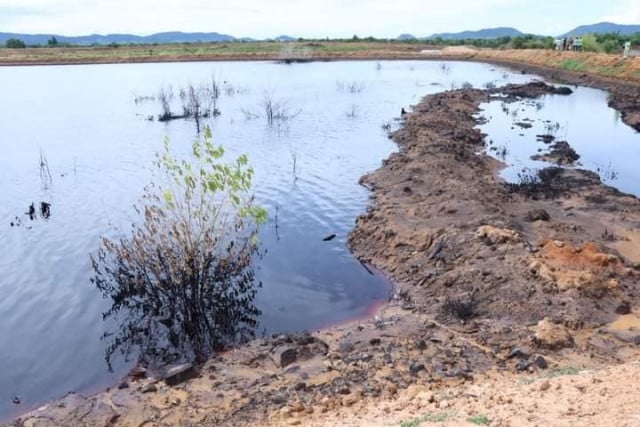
[478, 86, 640, 195]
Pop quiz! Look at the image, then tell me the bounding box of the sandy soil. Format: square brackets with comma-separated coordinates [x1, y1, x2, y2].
[5, 65, 640, 427]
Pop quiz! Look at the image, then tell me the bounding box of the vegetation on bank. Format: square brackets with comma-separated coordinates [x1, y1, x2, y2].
[2, 31, 638, 52]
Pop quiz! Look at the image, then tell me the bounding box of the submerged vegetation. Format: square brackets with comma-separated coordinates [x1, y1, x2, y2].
[91, 127, 267, 368]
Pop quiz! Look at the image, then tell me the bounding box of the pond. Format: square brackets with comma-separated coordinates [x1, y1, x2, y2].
[478, 85, 640, 196]
[0, 60, 532, 419]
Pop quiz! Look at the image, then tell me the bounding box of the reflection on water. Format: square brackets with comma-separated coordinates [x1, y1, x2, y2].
[92, 129, 263, 369]
[93, 224, 261, 369]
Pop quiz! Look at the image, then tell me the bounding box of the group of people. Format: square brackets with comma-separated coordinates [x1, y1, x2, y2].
[553, 37, 634, 58]
[554, 37, 583, 51]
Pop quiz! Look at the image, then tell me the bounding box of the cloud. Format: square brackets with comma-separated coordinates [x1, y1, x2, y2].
[603, 0, 640, 24]
[0, 0, 635, 38]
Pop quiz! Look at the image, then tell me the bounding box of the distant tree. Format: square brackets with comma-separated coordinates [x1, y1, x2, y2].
[6, 38, 26, 48]
[47, 36, 58, 47]
[352, 34, 360, 41]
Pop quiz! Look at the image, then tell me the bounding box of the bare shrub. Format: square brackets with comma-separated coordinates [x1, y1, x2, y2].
[262, 95, 301, 126]
[441, 297, 477, 321]
[158, 87, 175, 121]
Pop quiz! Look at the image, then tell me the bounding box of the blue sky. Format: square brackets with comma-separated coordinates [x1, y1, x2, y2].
[0, 0, 638, 38]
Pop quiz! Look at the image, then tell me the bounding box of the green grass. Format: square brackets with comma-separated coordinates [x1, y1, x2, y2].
[557, 59, 587, 72]
[399, 412, 453, 427]
[467, 414, 490, 425]
[543, 366, 581, 378]
[519, 366, 582, 385]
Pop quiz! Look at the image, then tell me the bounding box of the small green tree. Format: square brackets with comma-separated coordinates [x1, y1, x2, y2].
[92, 126, 267, 367]
[5, 38, 26, 48]
[47, 36, 58, 47]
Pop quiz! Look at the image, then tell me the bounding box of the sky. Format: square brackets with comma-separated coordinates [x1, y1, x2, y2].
[0, 0, 639, 38]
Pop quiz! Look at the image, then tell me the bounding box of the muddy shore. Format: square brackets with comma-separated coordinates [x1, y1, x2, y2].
[6, 69, 640, 426]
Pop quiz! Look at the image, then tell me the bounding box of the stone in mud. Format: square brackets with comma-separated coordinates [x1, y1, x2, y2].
[506, 346, 531, 359]
[163, 363, 199, 386]
[526, 209, 550, 222]
[535, 355, 549, 370]
[533, 318, 574, 349]
[141, 383, 157, 393]
[615, 301, 631, 315]
[475, 225, 519, 244]
[409, 361, 426, 374]
[273, 346, 298, 368]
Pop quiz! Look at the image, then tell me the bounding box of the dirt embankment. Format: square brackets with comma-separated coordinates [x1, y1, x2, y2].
[7, 81, 640, 427]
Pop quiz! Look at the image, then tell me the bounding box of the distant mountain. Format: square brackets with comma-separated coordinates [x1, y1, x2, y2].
[0, 31, 235, 46]
[274, 35, 296, 42]
[428, 27, 524, 40]
[397, 34, 417, 40]
[561, 22, 640, 37]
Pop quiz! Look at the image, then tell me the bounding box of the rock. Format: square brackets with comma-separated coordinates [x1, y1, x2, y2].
[539, 380, 551, 391]
[475, 225, 519, 244]
[515, 360, 532, 372]
[409, 362, 426, 374]
[506, 347, 530, 359]
[370, 338, 381, 346]
[634, 336, 640, 346]
[294, 382, 307, 391]
[274, 346, 298, 368]
[117, 381, 129, 390]
[163, 363, 199, 386]
[342, 391, 362, 407]
[615, 301, 631, 315]
[533, 318, 574, 349]
[290, 401, 305, 413]
[386, 383, 398, 395]
[534, 356, 549, 370]
[12, 396, 20, 404]
[272, 395, 287, 405]
[337, 385, 351, 395]
[339, 342, 355, 354]
[526, 209, 550, 222]
[129, 366, 147, 379]
[141, 383, 157, 393]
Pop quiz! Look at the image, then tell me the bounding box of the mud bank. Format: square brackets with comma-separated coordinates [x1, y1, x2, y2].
[7, 81, 640, 427]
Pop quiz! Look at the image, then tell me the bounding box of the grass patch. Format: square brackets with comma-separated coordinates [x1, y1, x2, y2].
[557, 59, 587, 72]
[544, 366, 581, 378]
[467, 414, 490, 425]
[518, 366, 582, 385]
[400, 412, 452, 427]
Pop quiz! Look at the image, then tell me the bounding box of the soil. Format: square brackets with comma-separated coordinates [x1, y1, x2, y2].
[5, 70, 640, 426]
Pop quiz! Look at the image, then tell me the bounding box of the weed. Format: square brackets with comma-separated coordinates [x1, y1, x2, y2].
[380, 121, 393, 133]
[346, 104, 358, 119]
[262, 95, 301, 126]
[468, 414, 490, 425]
[399, 412, 451, 427]
[544, 366, 581, 378]
[506, 167, 567, 199]
[558, 59, 587, 72]
[336, 80, 365, 93]
[441, 296, 477, 321]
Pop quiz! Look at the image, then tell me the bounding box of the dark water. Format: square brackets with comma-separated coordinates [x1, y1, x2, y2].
[478, 85, 640, 196]
[0, 60, 531, 419]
